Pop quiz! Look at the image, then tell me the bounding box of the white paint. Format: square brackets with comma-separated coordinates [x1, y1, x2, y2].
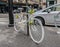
[0, 22, 8, 25]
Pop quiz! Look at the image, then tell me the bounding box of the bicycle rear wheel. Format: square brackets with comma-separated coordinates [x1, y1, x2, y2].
[29, 18, 44, 44]
[14, 13, 27, 32]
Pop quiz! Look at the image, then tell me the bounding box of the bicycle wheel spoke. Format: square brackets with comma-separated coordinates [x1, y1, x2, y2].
[29, 18, 44, 44]
[14, 22, 21, 31]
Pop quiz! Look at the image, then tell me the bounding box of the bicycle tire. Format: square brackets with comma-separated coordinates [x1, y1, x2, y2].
[29, 18, 44, 44]
[14, 13, 27, 32]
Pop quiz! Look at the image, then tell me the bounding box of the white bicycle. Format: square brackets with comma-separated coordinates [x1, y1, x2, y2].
[14, 8, 44, 44]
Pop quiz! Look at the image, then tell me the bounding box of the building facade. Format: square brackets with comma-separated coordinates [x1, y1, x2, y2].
[57, 0, 60, 4]
[0, 0, 60, 13]
[40, 0, 57, 9]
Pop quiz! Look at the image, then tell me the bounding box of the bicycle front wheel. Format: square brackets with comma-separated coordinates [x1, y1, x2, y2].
[29, 18, 44, 44]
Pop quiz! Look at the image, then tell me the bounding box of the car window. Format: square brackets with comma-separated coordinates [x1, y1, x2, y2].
[43, 4, 60, 12]
[43, 7, 56, 12]
[55, 6, 60, 11]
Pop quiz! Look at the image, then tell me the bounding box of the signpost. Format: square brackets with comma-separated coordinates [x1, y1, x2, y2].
[8, 0, 14, 27]
[26, 0, 29, 36]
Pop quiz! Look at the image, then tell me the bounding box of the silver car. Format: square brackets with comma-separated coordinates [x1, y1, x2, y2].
[33, 3, 60, 26]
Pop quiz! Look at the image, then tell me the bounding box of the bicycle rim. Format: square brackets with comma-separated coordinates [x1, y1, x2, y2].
[29, 18, 44, 44]
[14, 22, 21, 32]
[14, 13, 27, 32]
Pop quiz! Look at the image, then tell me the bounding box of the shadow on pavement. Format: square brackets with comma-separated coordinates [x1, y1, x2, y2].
[45, 25, 60, 27]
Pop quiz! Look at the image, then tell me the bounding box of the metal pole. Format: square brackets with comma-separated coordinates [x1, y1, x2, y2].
[8, 0, 14, 27]
[39, 0, 42, 10]
[26, 0, 29, 36]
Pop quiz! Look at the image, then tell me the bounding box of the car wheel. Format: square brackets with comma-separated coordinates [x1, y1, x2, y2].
[35, 17, 45, 26]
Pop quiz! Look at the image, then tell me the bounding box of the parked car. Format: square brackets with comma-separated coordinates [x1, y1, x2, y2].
[33, 3, 60, 26]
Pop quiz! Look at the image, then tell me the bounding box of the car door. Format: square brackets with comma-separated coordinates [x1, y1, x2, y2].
[52, 5, 60, 25]
[42, 9, 55, 24]
[44, 6, 60, 25]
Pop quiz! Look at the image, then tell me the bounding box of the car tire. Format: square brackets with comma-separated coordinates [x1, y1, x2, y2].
[35, 17, 45, 26]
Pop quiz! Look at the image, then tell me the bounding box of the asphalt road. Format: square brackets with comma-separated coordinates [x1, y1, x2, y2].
[0, 14, 60, 47]
[0, 13, 9, 18]
[0, 23, 60, 47]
